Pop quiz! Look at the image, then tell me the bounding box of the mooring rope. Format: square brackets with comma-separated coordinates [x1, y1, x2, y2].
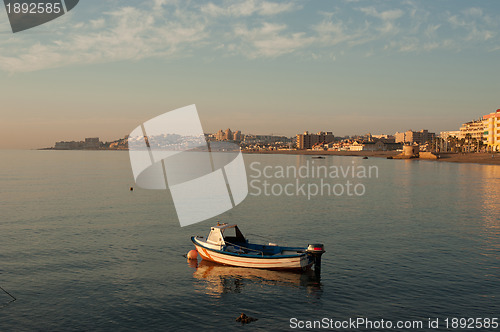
[0, 285, 16, 308]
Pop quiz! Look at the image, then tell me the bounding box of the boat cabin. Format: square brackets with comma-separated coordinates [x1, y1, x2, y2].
[206, 223, 246, 246]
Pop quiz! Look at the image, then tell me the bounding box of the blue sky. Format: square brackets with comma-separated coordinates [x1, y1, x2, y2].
[1, 0, 499, 148]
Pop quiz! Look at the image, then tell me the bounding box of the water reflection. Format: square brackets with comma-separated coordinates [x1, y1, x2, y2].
[188, 260, 322, 298]
[479, 165, 500, 226]
[478, 166, 500, 257]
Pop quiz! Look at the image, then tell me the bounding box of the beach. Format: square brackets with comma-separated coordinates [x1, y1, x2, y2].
[243, 150, 500, 165]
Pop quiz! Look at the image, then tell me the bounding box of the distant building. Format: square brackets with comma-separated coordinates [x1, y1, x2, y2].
[348, 141, 401, 151]
[348, 141, 366, 151]
[439, 131, 460, 139]
[214, 128, 241, 141]
[459, 119, 486, 141]
[296, 131, 335, 149]
[483, 109, 500, 151]
[84, 137, 100, 149]
[394, 132, 405, 143]
[372, 134, 395, 141]
[395, 130, 435, 145]
[225, 128, 233, 141]
[55, 141, 83, 150]
[215, 130, 225, 141]
[54, 137, 101, 150]
[244, 135, 290, 144]
[108, 136, 129, 150]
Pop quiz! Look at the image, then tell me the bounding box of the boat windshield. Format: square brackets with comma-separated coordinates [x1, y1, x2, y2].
[222, 226, 246, 244]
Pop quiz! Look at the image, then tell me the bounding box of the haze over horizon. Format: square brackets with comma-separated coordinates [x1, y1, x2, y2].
[1, 0, 499, 149]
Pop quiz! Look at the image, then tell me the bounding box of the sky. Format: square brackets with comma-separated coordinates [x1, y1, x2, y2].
[1, 0, 500, 149]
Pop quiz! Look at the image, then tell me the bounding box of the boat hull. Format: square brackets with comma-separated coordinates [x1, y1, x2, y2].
[192, 237, 313, 270]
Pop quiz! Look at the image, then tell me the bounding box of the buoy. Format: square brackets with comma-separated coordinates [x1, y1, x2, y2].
[187, 250, 198, 260]
[130, 187, 134, 191]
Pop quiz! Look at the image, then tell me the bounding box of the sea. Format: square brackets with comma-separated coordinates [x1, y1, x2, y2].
[0, 150, 498, 331]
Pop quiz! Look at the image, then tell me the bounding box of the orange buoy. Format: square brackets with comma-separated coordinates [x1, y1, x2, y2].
[187, 249, 198, 260]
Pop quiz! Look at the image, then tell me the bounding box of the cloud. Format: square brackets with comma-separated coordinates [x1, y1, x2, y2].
[357, 7, 405, 35]
[448, 9, 497, 42]
[233, 23, 314, 57]
[463, 7, 483, 17]
[398, 43, 418, 52]
[423, 42, 439, 51]
[1, 1, 500, 72]
[465, 27, 495, 41]
[313, 19, 371, 46]
[359, 7, 404, 21]
[448, 15, 467, 28]
[0, 4, 208, 72]
[424, 24, 440, 38]
[200, 0, 297, 17]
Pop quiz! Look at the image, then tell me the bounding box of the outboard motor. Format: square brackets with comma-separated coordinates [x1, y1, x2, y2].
[306, 244, 325, 276]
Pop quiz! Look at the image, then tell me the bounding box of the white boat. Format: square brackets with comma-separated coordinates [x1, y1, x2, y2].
[191, 223, 325, 271]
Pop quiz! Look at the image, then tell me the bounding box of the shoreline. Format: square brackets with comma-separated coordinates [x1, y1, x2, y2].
[242, 150, 500, 166]
[29, 148, 499, 165]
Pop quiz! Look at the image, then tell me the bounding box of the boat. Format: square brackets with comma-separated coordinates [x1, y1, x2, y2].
[191, 223, 325, 271]
[312, 156, 325, 159]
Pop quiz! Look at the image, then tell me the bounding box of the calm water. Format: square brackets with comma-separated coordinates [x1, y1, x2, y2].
[0, 150, 498, 331]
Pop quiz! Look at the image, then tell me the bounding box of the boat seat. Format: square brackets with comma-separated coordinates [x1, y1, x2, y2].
[226, 246, 245, 254]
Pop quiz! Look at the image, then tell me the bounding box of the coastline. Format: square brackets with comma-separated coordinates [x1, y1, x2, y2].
[243, 150, 500, 166]
[31, 148, 499, 165]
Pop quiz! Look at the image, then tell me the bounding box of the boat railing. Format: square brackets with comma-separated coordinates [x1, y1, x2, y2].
[224, 241, 264, 256]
